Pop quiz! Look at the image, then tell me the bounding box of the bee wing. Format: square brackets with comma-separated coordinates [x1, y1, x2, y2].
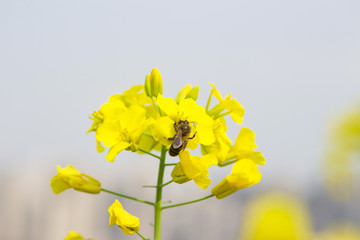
[172, 131, 183, 149]
[181, 138, 189, 150]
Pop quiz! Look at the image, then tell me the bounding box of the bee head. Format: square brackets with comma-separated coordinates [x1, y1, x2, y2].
[178, 120, 189, 124]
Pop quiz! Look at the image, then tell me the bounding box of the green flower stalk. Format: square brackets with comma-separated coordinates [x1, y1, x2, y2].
[50, 68, 265, 240]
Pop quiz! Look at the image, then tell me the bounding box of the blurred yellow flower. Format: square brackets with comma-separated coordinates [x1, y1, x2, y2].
[239, 192, 313, 240]
[63, 231, 94, 240]
[315, 224, 360, 240]
[50, 165, 101, 194]
[324, 105, 360, 201]
[108, 199, 140, 235]
[212, 159, 261, 199]
[171, 150, 217, 189]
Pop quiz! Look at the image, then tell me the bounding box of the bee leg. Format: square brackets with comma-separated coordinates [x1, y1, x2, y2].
[188, 132, 197, 140]
[167, 137, 174, 140]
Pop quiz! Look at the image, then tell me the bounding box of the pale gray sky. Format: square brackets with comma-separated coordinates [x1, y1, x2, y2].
[1, 0, 360, 190]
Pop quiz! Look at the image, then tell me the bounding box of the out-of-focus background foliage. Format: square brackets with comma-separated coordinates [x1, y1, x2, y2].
[1, 0, 360, 239]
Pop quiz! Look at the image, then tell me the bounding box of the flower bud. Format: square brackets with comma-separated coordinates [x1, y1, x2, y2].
[144, 74, 152, 97]
[175, 85, 199, 103]
[150, 68, 163, 97]
[175, 84, 192, 103]
[185, 85, 199, 101]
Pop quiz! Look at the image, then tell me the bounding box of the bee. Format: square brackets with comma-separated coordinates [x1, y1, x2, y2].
[168, 120, 196, 156]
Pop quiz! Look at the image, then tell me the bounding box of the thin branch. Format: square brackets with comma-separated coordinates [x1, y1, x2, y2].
[136, 231, 150, 240]
[101, 188, 154, 206]
[162, 194, 214, 209]
[138, 148, 161, 159]
[164, 163, 177, 166]
[143, 180, 173, 188]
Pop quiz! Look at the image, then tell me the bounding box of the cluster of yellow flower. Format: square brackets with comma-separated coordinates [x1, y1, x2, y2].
[51, 68, 265, 239]
[88, 68, 264, 195]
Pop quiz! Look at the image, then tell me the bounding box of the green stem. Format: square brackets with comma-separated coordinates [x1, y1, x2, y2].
[154, 145, 167, 240]
[162, 194, 214, 209]
[214, 111, 231, 120]
[143, 180, 173, 188]
[152, 97, 163, 116]
[138, 148, 161, 159]
[101, 188, 154, 206]
[205, 92, 213, 112]
[136, 231, 150, 240]
[161, 179, 173, 187]
[218, 159, 237, 167]
[164, 163, 177, 166]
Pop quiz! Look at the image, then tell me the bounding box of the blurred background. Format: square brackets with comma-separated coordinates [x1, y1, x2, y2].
[1, 0, 360, 239]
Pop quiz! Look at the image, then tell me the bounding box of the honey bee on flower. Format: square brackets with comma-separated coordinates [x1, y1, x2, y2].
[168, 119, 197, 156]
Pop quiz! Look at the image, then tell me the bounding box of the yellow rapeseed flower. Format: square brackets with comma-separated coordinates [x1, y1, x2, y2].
[87, 94, 126, 153]
[212, 159, 261, 199]
[50, 165, 101, 194]
[96, 105, 150, 162]
[108, 199, 140, 235]
[315, 224, 360, 240]
[171, 150, 217, 189]
[207, 83, 245, 124]
[232, 127, 265, 165]
[201, 117, 232, 163]
[63, 231, 94, 240]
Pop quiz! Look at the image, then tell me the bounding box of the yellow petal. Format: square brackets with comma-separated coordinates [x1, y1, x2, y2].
[228, 99, 245, 124]
[212, 159, 261, 199]
[247, 151, 266, 165]
[108, 199, 140, 235]
[212, 177, 238, 199]
[193, 173, 212, 189]
[157, 94, 178, 118]
[178, 98, 211, 124]
[179, 151, 217, 189]
[137, 134, 160, 153]
[209, 83, 223, 101]
[197, 122, 216, 145]
[96, 122, 122, 147]
[171, 163, 191, 184]
[234, 127, 257, 153]
[50, 175, 71, 194]
[186, 125, 200, 150]
[106, 141, 131, 162]
[96, 141, 105, 153]
[151, 116, 175, 146]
